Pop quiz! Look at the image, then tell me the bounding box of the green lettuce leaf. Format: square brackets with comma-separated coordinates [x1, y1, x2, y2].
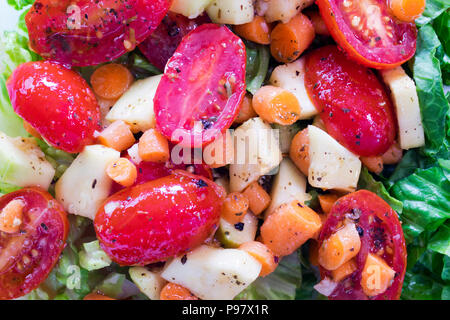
[6, 0, 34, 10]
[428, 221, 450, 256]
[416, 0, 450, 26]
[245, 43, 270, 94]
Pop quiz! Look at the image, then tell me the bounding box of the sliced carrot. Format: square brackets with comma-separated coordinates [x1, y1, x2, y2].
[23, 121, 41, 139]
[382, 142, 403, 165]
[97, 120, 135, 152]
[242, 181, 271, 215]
[221, 192, 249, 224]
[160, 283, 198, 300]
[239, 241, 278, 277]
[252, 85, 301, 125]
[305, 9, 330, 36]
[138, 129, 170, 163]
[390, 0, 426, 22]
[90, 63, 134, 100]
[106, 158, 137, 187]
[260, 200, 322, 257]
[332, 259, 357, 282]
[361, 156, 384, 174]
[309, 240, 320, 267]
[318, 222, 361, 271]
[203, 130, 234, 168]
[289, 128, 310, 176]
[234, 16, 272, 45]
[83, 292, 116, 300]
[270, 13, 315, 63]
[234, 94, 257, 124]
[360, 253, 396, 297]
[318, 194, 339, 215]
[0, 199, 25, 234]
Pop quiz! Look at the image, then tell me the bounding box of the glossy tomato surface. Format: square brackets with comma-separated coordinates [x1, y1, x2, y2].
[95, 171, 225, 265]
[26, 0, 171, 66]
[305, 46, 396, 156]
[7, 61, 100, 153]
[0, 188, 69, 300]
[139, 12, 210, 71]
[319, 190, 407, 300]
[154, 24, 246, 147]
[316, 0, 417, 69]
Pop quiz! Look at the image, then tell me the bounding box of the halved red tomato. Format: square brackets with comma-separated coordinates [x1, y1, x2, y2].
[26, 0, 171, 66]
[7, 61, 100, 153]
[0, 188, 69, 300]
[95, 170, 225, 266]
[305, 46, 396, 156]
[139, 12, 210, 71]
[318, 190, 407, 300]
[316, 0, 417, 69]
[154, 24, 246, 147]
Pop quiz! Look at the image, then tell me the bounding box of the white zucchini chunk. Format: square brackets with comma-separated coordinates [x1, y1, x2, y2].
[161, 245, 262, 300]
[105, 74, 162, 133]
[206, 0, 254, 25]
[229, 117, 282, 192]
[269, 57, 319, 120]
[216, 212, 259, 248]
[265, 158, 311, 216]
[257, 0, 315, 23]
[129, 267, 167, 300]
[55, 145, 120, 220]
[170, 0, 213, 19]
[307, 125, 361, 190]
[0, 132, 55, 190]
[380, 67, 425, 150]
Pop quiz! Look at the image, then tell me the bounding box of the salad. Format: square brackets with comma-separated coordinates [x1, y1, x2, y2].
[0, 0, 448, 301]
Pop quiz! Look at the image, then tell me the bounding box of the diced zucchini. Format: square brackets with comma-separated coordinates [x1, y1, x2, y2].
[161, 245, 261, 300]
[129, 267, 167, 300]
[206, 0, 254, 25]
[216, 212, 258, 248]
[170, 0, 213, 18]
[257, 0, 314, 23]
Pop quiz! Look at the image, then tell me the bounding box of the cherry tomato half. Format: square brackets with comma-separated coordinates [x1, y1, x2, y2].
[154, 24, 246, 147]
[316, 0, 417, 69]
[0, 188, 69, 300]
[7, 61, 100, 153]
[26, 0, 171, 66]
[95, 170, 225, 266]
[139, 12, 210, 71]
[305, 46, 396, 157]
[318, 190, 407, 300]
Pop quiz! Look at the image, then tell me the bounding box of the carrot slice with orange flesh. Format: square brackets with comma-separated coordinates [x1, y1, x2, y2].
[23, 121, 41, 139]
[234, 94, 257, 124]
[221, 192, 249, 224]
[242, 181, 271, 215]
[331, 259, 357, 282]
[318, 194, 339, 215]
[270, 13, 315, 63]
[234, 16, 272, 45]
[260, 200, 322, 257]
[361, 156, 384, 174]
[289, 128, 310, 176]
[90, 63, 134, 100]
[252, 85, 301, 125]
[360, 253, 396, 297]
[0, 199, 25, 234]
[138, 129, 170, 163]
[160, 283, 198, 300]
[305, 10, 330, 36]
[390, 0, 426, 22]
[106, 158, 137, 187]
[97, 120, 135, 151]
[239, 241, 278, 277]
[309, 240, 320, 266]
[381, 142, 403, 165]
[318, 222, 361, 271]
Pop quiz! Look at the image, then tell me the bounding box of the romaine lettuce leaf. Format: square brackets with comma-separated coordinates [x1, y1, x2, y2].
[6, 0, 34, 10]
[416, 0, 450, 26]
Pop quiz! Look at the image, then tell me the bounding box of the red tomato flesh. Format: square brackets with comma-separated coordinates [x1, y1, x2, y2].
[305, 46, 396, 156]
[154, 24, 246, 147]
[316, 0, 417, 69]
[139, 12, 210, 71]
[7, 61, 100, 153]
[95, 170, 225, 265]
[0, 188, 69, 300]
[318, 190, 407, 300]
[26, 0, 171, 66]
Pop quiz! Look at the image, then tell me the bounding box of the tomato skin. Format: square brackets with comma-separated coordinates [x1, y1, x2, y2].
[305, 46, 396, 156]
[95, 170, 225, 266]
[26, 0, 171, 67]
[318, 190, 407, 300]
[154, 24, 246, 147]
[316, 0, 417, 69]
[139, 13, 210, 71]
[0, 188, 69, 300]
[7, 61, 100, 153]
